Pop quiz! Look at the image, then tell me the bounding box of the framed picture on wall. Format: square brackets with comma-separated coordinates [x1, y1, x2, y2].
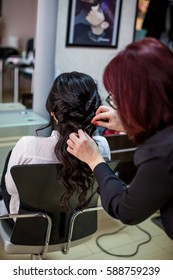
[66, 0, 122, 48]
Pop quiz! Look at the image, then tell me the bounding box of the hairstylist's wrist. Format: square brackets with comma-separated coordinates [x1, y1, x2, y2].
[88, 156, 105, 171]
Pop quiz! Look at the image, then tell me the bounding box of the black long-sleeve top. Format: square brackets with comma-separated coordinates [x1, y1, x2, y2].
[94, 126, 173, 240]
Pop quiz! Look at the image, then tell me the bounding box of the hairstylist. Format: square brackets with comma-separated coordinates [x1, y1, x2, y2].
[67, 38, 173, 240]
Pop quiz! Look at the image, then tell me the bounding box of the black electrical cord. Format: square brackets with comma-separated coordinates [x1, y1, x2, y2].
[96, 225, 152, 257]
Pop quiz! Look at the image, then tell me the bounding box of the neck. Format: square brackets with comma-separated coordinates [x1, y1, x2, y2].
[90, 25, 104, 35]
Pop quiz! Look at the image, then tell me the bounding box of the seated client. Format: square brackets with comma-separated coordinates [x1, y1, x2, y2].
[3, 71, 111, 215]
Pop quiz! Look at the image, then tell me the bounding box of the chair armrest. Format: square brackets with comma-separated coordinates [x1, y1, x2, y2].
[0, 212, 52, 258]
[63, 205, 103, 254]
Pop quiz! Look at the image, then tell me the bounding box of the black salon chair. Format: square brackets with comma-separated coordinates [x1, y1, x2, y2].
[0, 160, 119, 259]
[0, 47, 19, 61]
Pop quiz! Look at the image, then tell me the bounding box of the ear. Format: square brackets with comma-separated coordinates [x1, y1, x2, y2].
[51, 111, 58, 124]
[100, 21, 109, 30]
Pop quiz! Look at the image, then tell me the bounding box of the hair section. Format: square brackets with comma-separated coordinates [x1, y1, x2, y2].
[46, 71, 102, 210]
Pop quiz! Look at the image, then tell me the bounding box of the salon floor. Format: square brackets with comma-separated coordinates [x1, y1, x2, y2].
[0, 198, 173, 260]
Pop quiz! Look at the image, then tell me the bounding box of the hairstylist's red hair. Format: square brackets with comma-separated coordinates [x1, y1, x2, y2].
[103, 38, 173, 144]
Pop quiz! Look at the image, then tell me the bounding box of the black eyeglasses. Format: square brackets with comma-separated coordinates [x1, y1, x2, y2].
[105, 94, 117, 110]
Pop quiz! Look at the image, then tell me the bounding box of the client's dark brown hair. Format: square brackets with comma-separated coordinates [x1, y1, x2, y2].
[43, 71, 101, 210]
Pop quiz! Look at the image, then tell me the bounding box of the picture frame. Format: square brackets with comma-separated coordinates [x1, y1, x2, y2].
[66, 0, 122, 48]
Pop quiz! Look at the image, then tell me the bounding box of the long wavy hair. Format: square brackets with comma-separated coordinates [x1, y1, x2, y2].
[45, 71, 101, 210]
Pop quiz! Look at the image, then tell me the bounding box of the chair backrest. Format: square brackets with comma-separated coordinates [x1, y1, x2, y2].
[10, 163, 100, 246]
[0, 47, 19, 61]
[105, 134, 136, 162]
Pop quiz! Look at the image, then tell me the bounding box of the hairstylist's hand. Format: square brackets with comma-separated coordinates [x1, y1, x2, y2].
[67, 129, 105, 171]
[91, 105, 125, 132]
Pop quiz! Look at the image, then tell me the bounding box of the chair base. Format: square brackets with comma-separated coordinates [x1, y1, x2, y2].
[0, 219, 93, 259]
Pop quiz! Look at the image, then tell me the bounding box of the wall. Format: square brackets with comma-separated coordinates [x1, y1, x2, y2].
[1, 0, 37, 50]
[0, 0, 138, 109]
[55, 0, 137, 101]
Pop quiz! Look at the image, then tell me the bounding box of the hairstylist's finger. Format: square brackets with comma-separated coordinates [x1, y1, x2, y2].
[78, 129, 92, 141]
[66, 138, 75, 149]
[77, 129, 86, 139]
[91, 112, 110, 124]
[68, 132, 80, 143]
[95, 105, 110, 115]
[67, 145, 75, 156]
